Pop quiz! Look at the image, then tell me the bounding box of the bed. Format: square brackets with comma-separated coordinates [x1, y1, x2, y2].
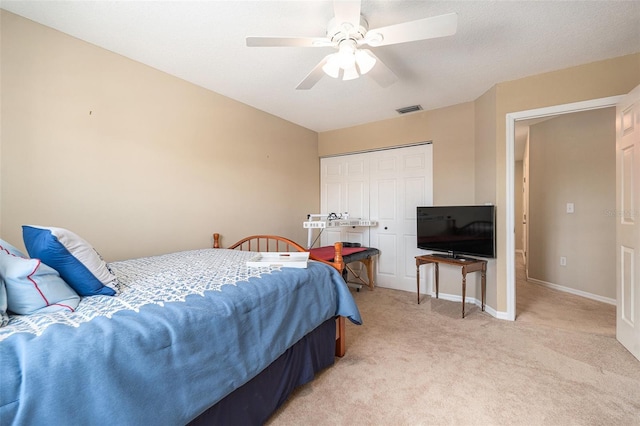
[0, 231, 361, 425]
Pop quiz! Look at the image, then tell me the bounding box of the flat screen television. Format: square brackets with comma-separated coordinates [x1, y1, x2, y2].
[416, 205, 496, 258]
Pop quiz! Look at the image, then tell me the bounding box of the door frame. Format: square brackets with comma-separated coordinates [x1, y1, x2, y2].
[505, 95, 624, 321]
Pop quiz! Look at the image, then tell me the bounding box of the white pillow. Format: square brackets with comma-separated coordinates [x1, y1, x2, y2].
[0, 238, 80, 315]
[0, 280, 9, 327]
[0, 238, 24, 257]
[0, 239, 21, 324]
[22, 226, 117, 297]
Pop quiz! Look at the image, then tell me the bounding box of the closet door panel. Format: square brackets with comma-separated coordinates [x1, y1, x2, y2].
[323, 181, 342, 214]
[321, 144, 432, 292]
[376, 233, 398, 277]
[320, 154, 370, 248]
[370, 144, 433, 291]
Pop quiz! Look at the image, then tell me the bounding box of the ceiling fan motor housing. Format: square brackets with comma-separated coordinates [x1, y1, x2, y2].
[326, 16, 368, 44]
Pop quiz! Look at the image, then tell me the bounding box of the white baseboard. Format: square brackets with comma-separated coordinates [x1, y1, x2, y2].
[493, 309, 510, 320]
[526, 277, 615, 305]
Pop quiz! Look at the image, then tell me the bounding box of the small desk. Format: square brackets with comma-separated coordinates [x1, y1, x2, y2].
[310, 246, 379, 290]
[415, 254, 487, 318]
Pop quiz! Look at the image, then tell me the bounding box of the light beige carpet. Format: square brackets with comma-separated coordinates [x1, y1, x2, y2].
[267, 264, 640, 425]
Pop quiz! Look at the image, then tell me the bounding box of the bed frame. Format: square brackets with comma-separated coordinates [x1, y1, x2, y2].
[213, 233, 347, 357]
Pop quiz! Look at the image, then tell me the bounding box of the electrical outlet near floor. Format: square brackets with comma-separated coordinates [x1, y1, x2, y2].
[560, 256, 567, 266]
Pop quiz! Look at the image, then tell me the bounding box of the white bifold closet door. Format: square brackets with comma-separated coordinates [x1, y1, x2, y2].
[320, 143, 433, 292]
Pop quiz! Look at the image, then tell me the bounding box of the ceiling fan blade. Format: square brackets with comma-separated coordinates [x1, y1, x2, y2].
[333, 0, 361, 28]
[296, 56, 330, 90]
[365, 12, 458, 47]
[246, 36, 334, 48]
[362, 50, 398, 88]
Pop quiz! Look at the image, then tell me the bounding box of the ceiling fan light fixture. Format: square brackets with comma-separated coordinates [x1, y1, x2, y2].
[322, 54, 341, 78]
[355, 49, 376, 74]
[337, 41, 356, 69]
[342, 65, 359, 81]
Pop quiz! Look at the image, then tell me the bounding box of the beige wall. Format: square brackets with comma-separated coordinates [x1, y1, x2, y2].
[528, 108, 616, 299]
[319, 102, 476, 206]
[514, 160, 523, 252]
[0, 11, 319, 261]
[473, 85, 497, 205]
[523, 135, 530, 257]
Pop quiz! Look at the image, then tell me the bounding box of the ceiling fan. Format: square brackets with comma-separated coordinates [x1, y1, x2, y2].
[246, 0, 458, 90]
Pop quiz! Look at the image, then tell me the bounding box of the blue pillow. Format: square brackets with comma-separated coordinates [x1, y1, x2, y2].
[22, 226, 117, 297]
[0, 238, 80, 315]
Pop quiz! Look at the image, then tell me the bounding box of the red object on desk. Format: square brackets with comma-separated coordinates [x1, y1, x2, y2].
[309, 246, 367, 261]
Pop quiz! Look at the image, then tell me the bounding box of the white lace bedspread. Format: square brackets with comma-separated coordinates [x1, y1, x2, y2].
[0, 248, 272, 341]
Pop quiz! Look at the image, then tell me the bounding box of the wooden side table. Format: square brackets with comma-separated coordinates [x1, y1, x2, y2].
[415, 254, 487, 318]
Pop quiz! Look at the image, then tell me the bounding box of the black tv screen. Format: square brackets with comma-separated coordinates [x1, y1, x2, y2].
[416, 205, 496, 258]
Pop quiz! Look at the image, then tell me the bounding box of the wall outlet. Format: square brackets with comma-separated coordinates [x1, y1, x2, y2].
[560, 256, 567, 266]
[566, 203, 574, 213]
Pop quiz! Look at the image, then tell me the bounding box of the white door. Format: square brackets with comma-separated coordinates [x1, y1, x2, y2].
[616, 85, 640, 361]
[369, 144, 433, 292]
[320, 154, 370, 247]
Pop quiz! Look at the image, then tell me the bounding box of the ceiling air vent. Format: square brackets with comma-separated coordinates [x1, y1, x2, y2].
[395, 105, 423, 115]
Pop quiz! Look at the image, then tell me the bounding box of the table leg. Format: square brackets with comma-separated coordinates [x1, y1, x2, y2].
[435, 263, 439, 299]
[364, 258, 375, 290]
[416, 261, 421, 304]
[481, 267, 486, 312]
[461, 271, 467, 318]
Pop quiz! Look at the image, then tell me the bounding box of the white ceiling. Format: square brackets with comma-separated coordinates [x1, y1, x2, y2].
[2, 1, 639, 132]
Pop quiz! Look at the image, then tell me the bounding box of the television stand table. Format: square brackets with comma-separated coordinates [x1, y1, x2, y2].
[415, 254, 487, 318]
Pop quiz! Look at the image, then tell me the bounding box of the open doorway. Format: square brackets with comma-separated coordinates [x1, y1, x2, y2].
[505, 95, 625, 322]
[513, 112, 617, 335]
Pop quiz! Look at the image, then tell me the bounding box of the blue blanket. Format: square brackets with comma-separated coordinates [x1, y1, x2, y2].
[0, 249, 361, 425]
